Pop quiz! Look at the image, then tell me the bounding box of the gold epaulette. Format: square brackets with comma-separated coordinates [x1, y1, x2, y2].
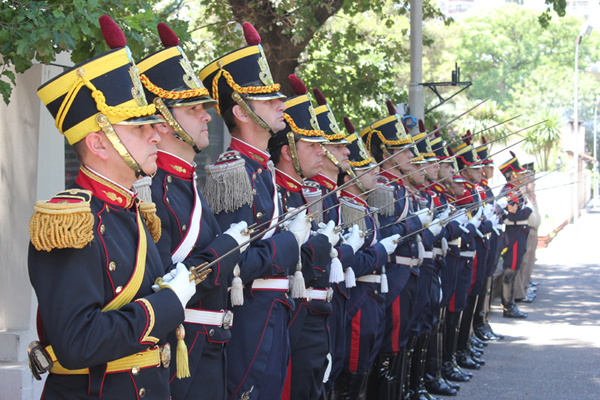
[138, 201, 161, 243]
[340, 198, 368, 232]
[29, 189, 94, 252]
[367, 180, 395, 217]
[204, 150, 253, 214]
[303, 181, 323, 224]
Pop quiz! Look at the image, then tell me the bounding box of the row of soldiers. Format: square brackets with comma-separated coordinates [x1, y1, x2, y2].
[27, 17, 536, 400]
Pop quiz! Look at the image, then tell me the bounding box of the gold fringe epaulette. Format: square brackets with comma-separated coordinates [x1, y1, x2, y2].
[29, 189, 94, 252]
[303, 181, 323, 224]
[139, 201, 162, 243]
[368, 182, 395, 217]
[204, 151, 253, 214]
[340, 198, 368, 233]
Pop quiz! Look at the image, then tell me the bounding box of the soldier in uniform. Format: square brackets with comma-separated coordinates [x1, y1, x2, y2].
[472, 137, 505, 342]
[135, 23, 249, 399]
[335, 119, 399, 399]
[361, 102, 433, 400]
[513, 163, 540, 303]
[267, 75, 336, 400]
[308, 89, 362, 398]
[29, 16, 196, 399]
[498, 152, 534, 318]
[198, 23, 310, 399]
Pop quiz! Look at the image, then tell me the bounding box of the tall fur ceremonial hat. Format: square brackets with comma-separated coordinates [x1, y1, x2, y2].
[312, 88, 350, 144]
[499, 151, 526, 175]
[452, 131, 483, 170]
[198, 22, 285, 116]
[360, 99, 413, 159]
[475, 135, 494, 164]
[430, 125, 454, 163]
[412, 119, 437, 162]
[37, 15, 162, 145]
[344, 116, 375, 171]
[137, 22, 215, 108]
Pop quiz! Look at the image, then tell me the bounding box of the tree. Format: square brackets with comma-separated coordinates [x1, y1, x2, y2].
[0, 0, 190, 104]
[522, 109, 563, 171]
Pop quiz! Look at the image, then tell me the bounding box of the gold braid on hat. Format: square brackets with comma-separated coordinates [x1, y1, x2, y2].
[140, 74, 210, 99]
[283, 113, 324, 137]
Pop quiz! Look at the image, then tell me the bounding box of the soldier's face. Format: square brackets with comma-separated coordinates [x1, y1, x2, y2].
[450, 181, 465, 197]
[248, 99, 287, 133]
[114, 123, 161, 176]
[324, 143, 350, 173]
[467, 167, 482, 183]
[391, 147, 412, 167]
[409, 163, 426, 186]
[439, 162, 454, 182]
[297, 140, 324, 179]
[482, 165, 494, 179]
[171, 104, 212, 150]
[424, 162, 438, 181]
[358, 166, 380, 191]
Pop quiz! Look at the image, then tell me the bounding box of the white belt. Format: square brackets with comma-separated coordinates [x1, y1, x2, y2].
[433, 248, 444, 256]
[251, 278, 290, 291]
[506, 220, 528, 226]
[357, 275, 381, 284]
[494, 224, 505, 232]
[303, 288, 333, 302]
[423, 251, 433, 259]
[184, 309, 233, 329]
[449, 238, 461, 246]
[460, 251, 475, 258]
[394, 256, 420, 266]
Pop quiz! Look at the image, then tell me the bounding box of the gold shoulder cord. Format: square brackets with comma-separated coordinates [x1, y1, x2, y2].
[153, 98, 201, 154]
[96, 114, 145, 177]
[231, 92, 275, 136]
[286, 131, 304, 179]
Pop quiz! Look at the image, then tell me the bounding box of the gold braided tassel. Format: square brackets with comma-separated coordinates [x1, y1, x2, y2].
[175, 324, 190, 379]
[139, 202, 161, 243]
[29, 198, 94, 252]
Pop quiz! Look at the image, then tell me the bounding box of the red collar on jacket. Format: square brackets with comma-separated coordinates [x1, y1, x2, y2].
[75, 165, 136, 209]
[156, 150, 195, 179]
[230, 137, 270, 168]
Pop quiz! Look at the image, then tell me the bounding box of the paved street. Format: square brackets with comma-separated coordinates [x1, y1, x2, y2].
[453, 208, 600, 399]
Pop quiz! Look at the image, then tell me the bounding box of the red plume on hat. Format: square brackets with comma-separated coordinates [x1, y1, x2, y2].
[447, 146, 455, 156]
[289, 74, 307, 96]
[510, 151, 516, 158]
[99, 15, 126, 49]
[418, 119, 426, 133]
[242, 22, 261, 45]
[433, 125, 441, 138]
[481, 136, 488, 145]
[157, 22, 179, 47]
[462, 130, 473, 145]
[343, 116, 355, 134]
[313, 88, 327, 106]
[386, 100, 397, 116]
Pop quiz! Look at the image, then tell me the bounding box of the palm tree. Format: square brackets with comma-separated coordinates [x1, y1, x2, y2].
[522, 109, 563, 171]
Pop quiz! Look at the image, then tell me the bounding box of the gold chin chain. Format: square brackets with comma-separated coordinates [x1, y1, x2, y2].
[231, 92, 275, 137]
[287, 132, 304, 179]
[153, 98, 201, 153]
[96, 114, 145, 177]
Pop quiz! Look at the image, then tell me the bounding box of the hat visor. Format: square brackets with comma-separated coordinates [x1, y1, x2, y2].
[299, 136, 329, 143]
[114, 115, 165, 125]
[352, 162, 377, 171]
[167, 96, 218, 108]
[243, 91, 287, 101]
[452, 175, 466, 183]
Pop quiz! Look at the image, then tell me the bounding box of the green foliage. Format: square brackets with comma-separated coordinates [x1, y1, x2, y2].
[0, 0, 191, 104]
[522, 109, 563, 171]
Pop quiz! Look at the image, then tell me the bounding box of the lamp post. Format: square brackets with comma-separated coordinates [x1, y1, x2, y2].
[584, 62, 600, 208]
[573, 23, 593, 232]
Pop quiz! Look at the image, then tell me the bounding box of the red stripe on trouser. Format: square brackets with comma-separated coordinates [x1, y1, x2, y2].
[511, 241, 518, 270]
[469, 254, 478, 292]
[349, 309, 362, 372]
[281, 357, 292, 400]
[392, 296, 401, 353]
[449, 293, 456, 312]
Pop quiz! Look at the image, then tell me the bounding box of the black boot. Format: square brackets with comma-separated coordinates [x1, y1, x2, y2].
[411, 332, 439, 400]
[442, 312, 470, 382]
[501, 268, 527, 318]
[456, 294, 479, 370]
[334, 370, 368, 400]
[402, 337, 417, 400]
[425, 308, 457, 396]
[456, 349, 480, 370]
[365, 353, 397, 400]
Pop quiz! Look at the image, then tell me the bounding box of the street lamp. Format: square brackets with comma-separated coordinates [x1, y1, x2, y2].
[584, 62, 600, 208]
[573, 22, 593, 232]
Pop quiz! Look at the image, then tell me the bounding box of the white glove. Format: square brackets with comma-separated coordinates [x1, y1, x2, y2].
[224, 221, 249, 252]
[452, 210, 468, 225]
[414, 208, 432, 226]
[468, 208, 483, 229]
[427, 219, 443, 236]
[524, 199, 534, 211]
[438, 208, 451, 222]
[379, 234, 400, 255]
[496, 197, 508, 209]
[317, 220, 340, 248]
[288, 209, 311, 245]
[152, 263, 196, 310]
[342, 224, 364, 253]
[483, 204, 495, 220]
